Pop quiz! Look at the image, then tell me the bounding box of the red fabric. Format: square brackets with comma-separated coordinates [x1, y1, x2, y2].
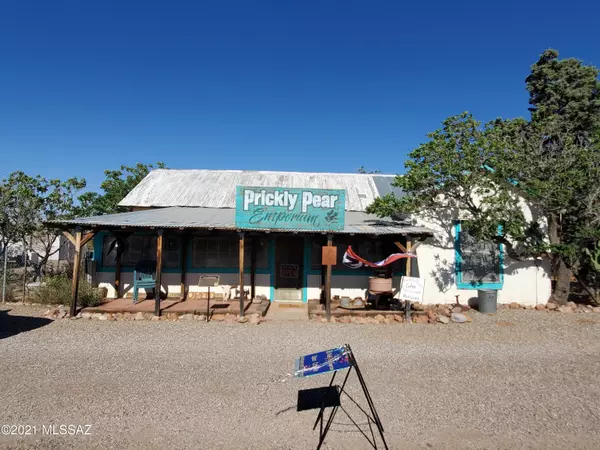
[346, 246, 415, 268]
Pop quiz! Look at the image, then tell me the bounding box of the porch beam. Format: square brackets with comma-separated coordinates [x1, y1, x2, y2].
[62, 231, 76, 246]
[239, 232, 245, 317]
[69, 227, 82, 317]
[80, 232, 96, 247]
[155, 230, 164, 316]
[325, 234, 333, 321]
[180, 233, 187, 301]
[394, 241, 407, 253]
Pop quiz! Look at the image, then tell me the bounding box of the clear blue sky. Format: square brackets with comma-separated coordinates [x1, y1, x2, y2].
[1, 0, 599, 192]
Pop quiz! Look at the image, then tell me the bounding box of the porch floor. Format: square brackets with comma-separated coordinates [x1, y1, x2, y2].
[83, 298, 269, 316]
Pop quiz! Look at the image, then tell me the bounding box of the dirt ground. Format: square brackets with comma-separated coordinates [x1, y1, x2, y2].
[1, 304, 599, 449]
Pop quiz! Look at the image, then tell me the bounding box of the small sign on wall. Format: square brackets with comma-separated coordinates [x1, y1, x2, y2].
[198, 275, 220, 287]
[280, 264, 299, 279]
[321, 246, 337, 266]
[399, 276, 425, 303]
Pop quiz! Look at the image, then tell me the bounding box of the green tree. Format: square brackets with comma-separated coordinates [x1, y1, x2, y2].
[522, 50, 600, 302]
[1, 172, 86, 294]
[526, 49, 600, 140]
[78, 162, 165, 216]
[357, 166, 381, 174]
[368, 50, 600, 305]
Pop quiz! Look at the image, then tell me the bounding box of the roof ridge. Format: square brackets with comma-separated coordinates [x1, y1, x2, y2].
[150, 168, 398, 177]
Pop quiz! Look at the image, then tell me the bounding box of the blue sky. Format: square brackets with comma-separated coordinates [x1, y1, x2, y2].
[1, 0, 599, 191]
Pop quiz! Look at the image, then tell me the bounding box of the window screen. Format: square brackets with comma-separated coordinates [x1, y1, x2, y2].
[101, 234, 179, 268]
[193, 237, 236, 268]
[192, 236, 268, 269]
[458, 225, 501, 284]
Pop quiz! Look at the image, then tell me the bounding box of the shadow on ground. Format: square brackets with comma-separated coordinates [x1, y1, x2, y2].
[0, 309, 53, 340]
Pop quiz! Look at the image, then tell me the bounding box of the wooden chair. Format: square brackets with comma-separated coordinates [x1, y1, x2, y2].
[133, 260, 157, 304]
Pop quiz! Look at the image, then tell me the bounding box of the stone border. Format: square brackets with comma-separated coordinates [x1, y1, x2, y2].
[41, 306, 264, 324]
[310, 301, 600, 324]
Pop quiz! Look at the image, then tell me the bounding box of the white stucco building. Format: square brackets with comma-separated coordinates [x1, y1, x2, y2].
[53, 169, 551, 307]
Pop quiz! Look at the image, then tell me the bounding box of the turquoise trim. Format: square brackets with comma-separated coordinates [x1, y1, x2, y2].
[454, 222, 504, 290]
[93, 232, 104, 264]
[268, 238, 275, 301]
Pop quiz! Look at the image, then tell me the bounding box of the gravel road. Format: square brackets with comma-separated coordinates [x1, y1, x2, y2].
[1, 304, 600, 449]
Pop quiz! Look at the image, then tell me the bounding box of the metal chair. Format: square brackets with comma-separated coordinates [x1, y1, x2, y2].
[133, 260, 157, 304]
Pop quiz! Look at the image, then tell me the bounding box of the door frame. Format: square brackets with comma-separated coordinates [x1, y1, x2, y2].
[269, 235, 309, 303]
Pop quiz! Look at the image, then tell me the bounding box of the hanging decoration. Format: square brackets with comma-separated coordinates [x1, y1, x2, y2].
[342, 245, 415, 269]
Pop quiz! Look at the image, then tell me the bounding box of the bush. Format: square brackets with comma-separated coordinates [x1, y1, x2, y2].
[0, 269, 19, 302]
[32, 275, 103, 307]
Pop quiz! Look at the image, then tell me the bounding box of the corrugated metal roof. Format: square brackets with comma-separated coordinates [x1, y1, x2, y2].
[118, 169, 404, 212]
[49, 207, 433, 236]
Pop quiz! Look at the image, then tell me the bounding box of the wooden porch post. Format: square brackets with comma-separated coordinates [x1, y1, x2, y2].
[114, 245, 122, 298]
[70, 227, 82, 317]
[405, 236, 412, 277]
[239, 232, 245, 317]
[325, 234, 333, 321]
[180, 233, 187, 301]
[250, 236, 257, 300]
[155, 230, 164, 316]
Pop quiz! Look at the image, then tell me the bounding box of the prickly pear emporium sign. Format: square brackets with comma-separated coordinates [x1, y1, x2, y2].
[235, 186, 346, 231]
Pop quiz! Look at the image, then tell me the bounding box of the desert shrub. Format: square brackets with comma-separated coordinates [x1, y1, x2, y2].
[0, 269, 19, 302]
[32, 275, 103, 307]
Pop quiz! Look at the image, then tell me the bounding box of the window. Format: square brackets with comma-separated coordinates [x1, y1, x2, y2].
[192, 236, 268, 269]
[245, 237, 269, 269]
[102, 236, 118, 267]
[122, 236, 157, 266]
[101, 234, 180, 268]
[163, 236, 181, 268]
[455, 223, 503, 289]
[193, 237, 237, 268]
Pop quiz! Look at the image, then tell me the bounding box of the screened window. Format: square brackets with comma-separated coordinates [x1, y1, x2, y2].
[192, 236, 268, 269]
[101, 234, 180, 268]
[163, 236, 181, 268]
[455, 223, 502, 288]
[246, 237, 269, 269]
[102, 236, 118, 267]
[122, 236, 157, 266]
[193, 237, 237, 268]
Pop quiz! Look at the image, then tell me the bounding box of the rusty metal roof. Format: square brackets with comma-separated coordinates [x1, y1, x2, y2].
[48, 207, 433, 236]
[118, 169, 404, 212]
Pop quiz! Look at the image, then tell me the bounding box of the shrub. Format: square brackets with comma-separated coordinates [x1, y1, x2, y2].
[32, 275, 103, 307]
[0, 269, 19, 302]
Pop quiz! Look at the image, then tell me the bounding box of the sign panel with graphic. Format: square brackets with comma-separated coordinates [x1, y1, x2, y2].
[235, 186, 346, 231]
[293, 346, 351, 378]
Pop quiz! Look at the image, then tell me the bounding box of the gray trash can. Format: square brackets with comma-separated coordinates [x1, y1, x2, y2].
[478, 289, 497, 314]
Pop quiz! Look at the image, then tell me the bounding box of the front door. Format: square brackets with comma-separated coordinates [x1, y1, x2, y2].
[274, 236, 304, 301]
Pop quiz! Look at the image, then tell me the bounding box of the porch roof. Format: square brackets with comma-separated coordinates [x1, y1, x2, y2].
[47, 207, 434, 236]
